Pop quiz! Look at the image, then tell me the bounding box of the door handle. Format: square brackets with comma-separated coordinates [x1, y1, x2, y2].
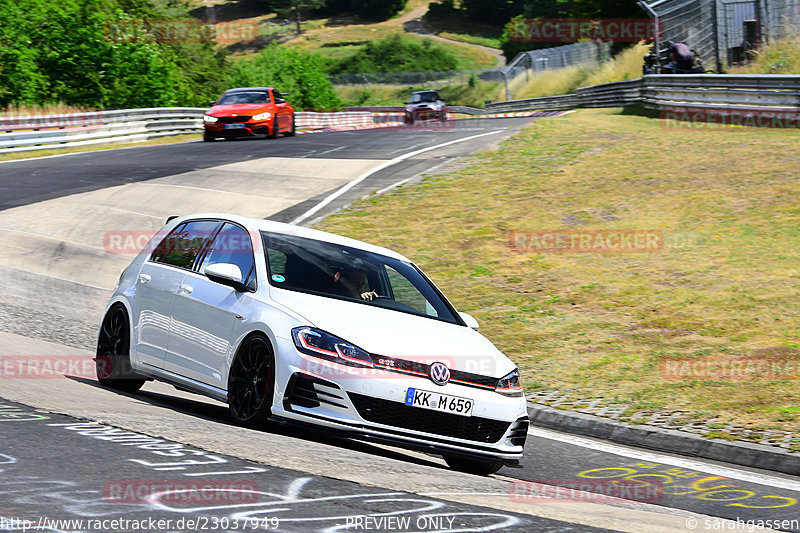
[179, 284, 193, 294]
[138, 274, 151, 284]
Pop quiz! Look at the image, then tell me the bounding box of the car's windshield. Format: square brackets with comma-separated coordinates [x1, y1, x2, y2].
[217, 92, 270, 105]
[261, 232, 461, 325]
[410, 92, 438, 103]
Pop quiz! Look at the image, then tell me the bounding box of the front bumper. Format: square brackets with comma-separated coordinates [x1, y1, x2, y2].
[204, 120, 272, 137]
[271, 338, 529, 464]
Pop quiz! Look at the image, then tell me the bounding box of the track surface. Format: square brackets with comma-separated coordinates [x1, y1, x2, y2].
[1, 118, 799, 532]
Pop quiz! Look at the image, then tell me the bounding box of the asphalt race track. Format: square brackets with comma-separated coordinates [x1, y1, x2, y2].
[1, 118, 799, 533]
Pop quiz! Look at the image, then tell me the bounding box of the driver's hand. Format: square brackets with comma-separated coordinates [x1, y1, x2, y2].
[360, 291, 379, 301]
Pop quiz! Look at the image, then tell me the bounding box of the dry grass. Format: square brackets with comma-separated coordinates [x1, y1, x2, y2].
[730, 33, 800, 74]
[513, 65, 592, 99]
[582, 42, 650, 86]
[316, 107, 800, 432]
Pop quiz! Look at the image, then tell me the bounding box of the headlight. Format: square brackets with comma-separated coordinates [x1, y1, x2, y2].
[203, 115, 218, 123]
[291, 327, 373, 368]
[496, 369, 523, 396]
[252, 112, 272, 121]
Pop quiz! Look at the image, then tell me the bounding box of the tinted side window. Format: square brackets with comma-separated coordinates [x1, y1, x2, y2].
[151, 220, 220, 270]
[200, 223, 256, 290]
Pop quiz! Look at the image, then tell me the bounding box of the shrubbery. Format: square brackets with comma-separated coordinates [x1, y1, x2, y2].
[224, 45, 341, 110]
[330, 34, 459, 74]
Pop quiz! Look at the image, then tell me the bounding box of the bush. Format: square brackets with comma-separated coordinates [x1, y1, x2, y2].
[224, 45, 342, 111]
[331, 34, 459, 74]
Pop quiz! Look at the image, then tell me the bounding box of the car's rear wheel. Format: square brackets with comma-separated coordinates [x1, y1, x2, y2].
[228, 334, 275, 427]
[444, 455, 503, 476]
[284, 115, 296, 137]
[96, 304, 146, 393]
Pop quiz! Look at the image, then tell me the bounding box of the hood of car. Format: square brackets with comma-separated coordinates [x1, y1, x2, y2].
[208, 103, 273, 116]
[270, 288, 514, 377]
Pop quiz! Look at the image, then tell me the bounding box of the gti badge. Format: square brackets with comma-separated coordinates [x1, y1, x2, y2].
[429, 362, 450, 386]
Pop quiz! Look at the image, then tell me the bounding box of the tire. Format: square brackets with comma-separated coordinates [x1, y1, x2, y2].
[284, 115, 296, 137]
[203, 134, 215, 142]
[267, 121, 278, 139]
[444, 455, 503, 476]
[96, 304, 146, 393]
[228, 334, 275, 427]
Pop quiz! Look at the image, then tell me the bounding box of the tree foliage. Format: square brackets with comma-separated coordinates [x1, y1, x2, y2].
[322, 0, 406, 21]
[0, 0, 228, 109]
[224, 44, 341, 110]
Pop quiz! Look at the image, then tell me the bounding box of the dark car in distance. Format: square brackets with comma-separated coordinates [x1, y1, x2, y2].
[404, 90, 447, 124]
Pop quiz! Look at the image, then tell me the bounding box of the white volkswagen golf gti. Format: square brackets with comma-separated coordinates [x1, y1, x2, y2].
[96, 213, 528, 474]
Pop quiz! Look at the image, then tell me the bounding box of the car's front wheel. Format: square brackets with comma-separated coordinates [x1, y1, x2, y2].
[95, 304, 146, 393]
[444, 455, 503, 476]
[228, 334, 275, 427]
[203, 133, 216, 142]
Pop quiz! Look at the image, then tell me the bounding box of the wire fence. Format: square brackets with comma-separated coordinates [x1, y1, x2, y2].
[642, 0, 800, 71]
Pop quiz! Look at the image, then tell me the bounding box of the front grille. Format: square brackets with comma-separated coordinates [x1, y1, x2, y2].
[217, 116, 251, 123]
[372, 355, 499, 390]
[348, 392, 511, 444]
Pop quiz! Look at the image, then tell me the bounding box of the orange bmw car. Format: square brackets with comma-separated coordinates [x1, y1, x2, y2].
[203, 87, 295, 141]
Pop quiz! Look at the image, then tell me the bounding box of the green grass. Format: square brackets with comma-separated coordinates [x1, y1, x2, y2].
[316, 107, 800, 433]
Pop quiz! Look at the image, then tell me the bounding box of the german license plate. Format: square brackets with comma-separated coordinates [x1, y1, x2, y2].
[405, 388, 473, 417]
[223, 124, 246, 129]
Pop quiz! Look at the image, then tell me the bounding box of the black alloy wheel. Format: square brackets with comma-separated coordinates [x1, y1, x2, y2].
[228, 334, 275, 427]
[95, 305, 146, 393]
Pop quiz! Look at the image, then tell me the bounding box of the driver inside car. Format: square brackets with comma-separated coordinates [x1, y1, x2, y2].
[334, 268, 379, 301]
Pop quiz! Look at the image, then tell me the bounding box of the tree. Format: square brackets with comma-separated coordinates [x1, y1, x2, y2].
[274, 0, 326, 36]
[224, 44, 341, 110]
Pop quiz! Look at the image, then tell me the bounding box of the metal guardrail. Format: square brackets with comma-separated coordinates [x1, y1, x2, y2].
[0, 109, 376, 154]
[4, 75, 798, 154]
[485, 74, 800, 114]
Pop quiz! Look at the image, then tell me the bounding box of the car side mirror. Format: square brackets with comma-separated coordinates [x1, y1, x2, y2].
[205, 263, 249, 292]
[208, 101, 216, 106]
[459, 312, 480, 330]
[280, 92, 291, 97]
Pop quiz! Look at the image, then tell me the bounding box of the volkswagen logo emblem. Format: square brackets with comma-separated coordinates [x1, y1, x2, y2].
[429, 362, 450, 386]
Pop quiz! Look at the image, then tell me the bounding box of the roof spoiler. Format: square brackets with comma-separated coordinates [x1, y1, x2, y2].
[166, 215, 179, 224]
